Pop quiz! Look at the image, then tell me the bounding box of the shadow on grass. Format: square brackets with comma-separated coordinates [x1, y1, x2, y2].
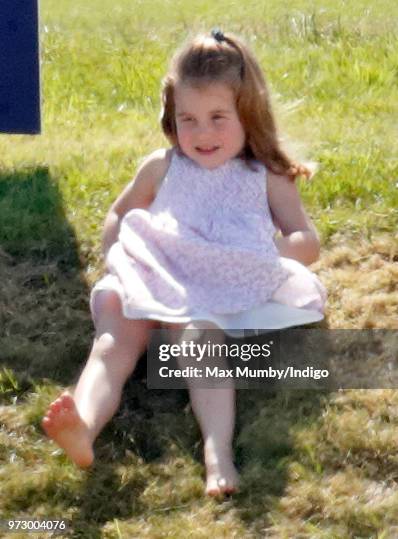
[0, 166, 194, 535]
[0, 167, 333, 536]
[0, 167, 93, 388]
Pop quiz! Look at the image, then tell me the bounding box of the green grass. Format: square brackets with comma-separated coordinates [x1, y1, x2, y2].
[0, 1, 397, 537]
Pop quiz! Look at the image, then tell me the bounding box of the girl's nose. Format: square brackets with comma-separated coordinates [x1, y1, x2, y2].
[195, 122, 213, 138]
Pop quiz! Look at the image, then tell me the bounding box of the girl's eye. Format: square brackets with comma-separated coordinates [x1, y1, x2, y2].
[182, 117, 194, 122]
[213, 115, 225, 121]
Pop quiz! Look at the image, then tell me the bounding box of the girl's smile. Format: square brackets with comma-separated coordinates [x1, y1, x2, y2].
[196, 146, 219, 155]
[174, 82, 246, 169]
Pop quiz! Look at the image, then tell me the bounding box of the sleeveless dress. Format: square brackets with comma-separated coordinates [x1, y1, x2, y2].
[90, 151, 326, 336]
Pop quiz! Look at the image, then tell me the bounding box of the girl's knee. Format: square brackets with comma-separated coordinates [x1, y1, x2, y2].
[94, 323, 147, 362]
[94, 332, 118, 355]
[92, 290, 123, 322]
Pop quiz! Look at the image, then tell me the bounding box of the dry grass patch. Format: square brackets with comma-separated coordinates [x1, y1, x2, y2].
[261, 389, 398, 537]
[314, 234, 397, 328]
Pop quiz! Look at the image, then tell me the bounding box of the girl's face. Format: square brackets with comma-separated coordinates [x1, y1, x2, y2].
[174, 82, 245, 169]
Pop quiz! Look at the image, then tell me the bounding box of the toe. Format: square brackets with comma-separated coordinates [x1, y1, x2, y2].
[61, 395, 74, 410]
[223, 483, 237, 495]
[50, 401, 62, 413]
[41, 416, 54, 434]
[206, 477, 236, 497]
[45, 410, 55, 421]
[206, 486, 222, 497]
[206, 477, 221, 496]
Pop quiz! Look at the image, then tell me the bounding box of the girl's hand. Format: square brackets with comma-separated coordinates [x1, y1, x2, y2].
[286, 162, 312, 181]
[274, 231, 320, 266]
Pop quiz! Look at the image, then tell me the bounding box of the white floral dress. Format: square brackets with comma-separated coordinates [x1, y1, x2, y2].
[91, 150, 326, 335]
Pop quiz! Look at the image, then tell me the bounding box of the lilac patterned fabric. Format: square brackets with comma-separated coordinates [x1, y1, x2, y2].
[91, 150, 326, 330]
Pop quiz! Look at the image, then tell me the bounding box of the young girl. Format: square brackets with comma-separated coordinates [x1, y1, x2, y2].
[42, 30, 326, 496]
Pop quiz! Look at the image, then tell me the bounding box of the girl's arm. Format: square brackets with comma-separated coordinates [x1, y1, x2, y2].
[102, 148, 171, 257]
[267, 171, 320, 266]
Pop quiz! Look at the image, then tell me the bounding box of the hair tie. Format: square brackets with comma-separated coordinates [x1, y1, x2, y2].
[211, 28, 225, 42]
[210, 27, 245, 79]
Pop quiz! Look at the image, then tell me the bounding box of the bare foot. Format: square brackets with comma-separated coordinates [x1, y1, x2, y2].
[204, 441, 239, 496]
[41, 392, 94, 468]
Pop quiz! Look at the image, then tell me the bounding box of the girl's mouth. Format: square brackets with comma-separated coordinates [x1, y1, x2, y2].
[195, 146, 219, 155]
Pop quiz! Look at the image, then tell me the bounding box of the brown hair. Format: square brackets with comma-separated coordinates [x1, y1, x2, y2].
[161, 32, 309, 179]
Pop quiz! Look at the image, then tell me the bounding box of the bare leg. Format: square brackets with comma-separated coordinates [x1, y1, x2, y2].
[42, 291, 157, 467]
[165, 322, 239, 496]
[189, 386, 238, 496]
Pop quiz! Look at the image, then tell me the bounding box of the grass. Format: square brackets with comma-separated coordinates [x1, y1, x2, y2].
[0, 0, 397, 537]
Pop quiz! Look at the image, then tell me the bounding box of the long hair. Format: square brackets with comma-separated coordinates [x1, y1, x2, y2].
[161, 32, 309, 178]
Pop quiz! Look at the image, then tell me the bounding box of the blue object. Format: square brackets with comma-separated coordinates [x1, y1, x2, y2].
[0, 0, 41, 134]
